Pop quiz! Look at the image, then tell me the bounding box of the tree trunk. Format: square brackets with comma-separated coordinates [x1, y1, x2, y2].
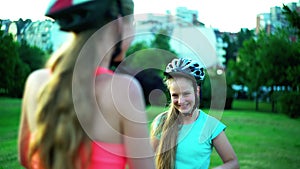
[271, 86, 275, 112]
[255, 89, 259, 111]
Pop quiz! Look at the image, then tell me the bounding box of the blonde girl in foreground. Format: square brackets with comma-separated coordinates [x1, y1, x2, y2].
[151, 58, 239, 169]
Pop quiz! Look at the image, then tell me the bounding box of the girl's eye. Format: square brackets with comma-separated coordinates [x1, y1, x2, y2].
[171, 94, 178, 98]
[183, 92, 190, 96]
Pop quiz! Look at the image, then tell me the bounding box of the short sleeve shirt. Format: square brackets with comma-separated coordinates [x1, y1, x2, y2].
[152, 110, 226, 169]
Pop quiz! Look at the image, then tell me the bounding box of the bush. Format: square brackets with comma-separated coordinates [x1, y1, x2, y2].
[277, 91, 300, 118]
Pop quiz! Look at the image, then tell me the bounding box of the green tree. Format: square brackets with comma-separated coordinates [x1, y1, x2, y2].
[237, 38, 265, 110]
[0, 30, 18, 95]
[126, 41, 149, 57]
[257, 30, 296, 87]
[0, 29, 30, 97]
[282, 4, 300, 37]
[236, 28, 254, 49]
[236, 28, 300, 112]
[281, 4, 300, 91]
[150, 29, 176, 54]
[10, 59, 30, 97]
[118, 29, 178, 106]
[18, 40, 46, 72]
[125, 28, 177, 71]
[226, 60, 245, 87]
[222, 28, 254, 107]
[222, 33, 238, 65]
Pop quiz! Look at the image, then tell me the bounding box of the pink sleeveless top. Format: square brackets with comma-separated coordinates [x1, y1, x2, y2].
[28, 67, 127, 169]
[31, 141, 126, 169]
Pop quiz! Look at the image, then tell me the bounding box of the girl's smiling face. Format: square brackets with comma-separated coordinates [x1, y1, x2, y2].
[168, 77, 198, 115]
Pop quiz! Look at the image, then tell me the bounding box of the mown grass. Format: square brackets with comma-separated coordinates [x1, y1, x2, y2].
[0, 98, 22, 169]
[146, 100, 300, 169]
[209, 110, 300, 169]
[1, 98, 300, 169]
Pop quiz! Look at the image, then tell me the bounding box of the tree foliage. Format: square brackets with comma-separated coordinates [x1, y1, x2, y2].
[282, 4, 300, 37]
[222, 33, 237, 65]
[248, 31, 295, 85]
[236, 29, 254, 49]
[258, 30, 299, 87]
[230, 28, 300, 111]
[0, 30, 22, 96]
[117, 29, 177, 106]
[150, 29, 177, 54]
[0, 26, 46, 97]
[126, 41, 149, 57]
[18, 40, 46, 72]
[223, 4, 300, 115]
[237, 38, 264, 96]
[125, 28, 178, 71]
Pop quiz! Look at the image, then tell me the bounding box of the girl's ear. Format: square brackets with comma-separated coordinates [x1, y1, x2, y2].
[197, 86, 200, 97]
[113, 15, 135, 62]
[116, 15, 123, 34]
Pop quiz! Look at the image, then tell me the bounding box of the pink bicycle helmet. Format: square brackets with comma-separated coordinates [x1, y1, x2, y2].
[45, 0, 134, 32]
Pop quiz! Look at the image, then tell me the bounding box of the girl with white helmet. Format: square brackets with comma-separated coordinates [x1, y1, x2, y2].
[18, 0, 155, 169]
[150, 58, 239, 169]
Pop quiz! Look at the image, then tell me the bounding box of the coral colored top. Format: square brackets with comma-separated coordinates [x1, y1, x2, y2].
[95, 67, 114, 76]
[30, 141, 127, 169]
[27, 67, 127, 169]
[86, 142, 127, 169]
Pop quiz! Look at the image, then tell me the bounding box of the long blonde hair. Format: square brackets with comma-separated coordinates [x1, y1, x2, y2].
[154, 106, 182, 169]
[29, 30, 99, 169]
[26, 0, 135, 168]
[153, 76, 199, 169]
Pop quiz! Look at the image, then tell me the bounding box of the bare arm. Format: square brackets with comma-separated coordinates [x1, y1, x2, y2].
[18, 69, 50, 168]
[112, 76, 155, 169]
[18, 74, 32, 168]
[212, 131, 240, 169]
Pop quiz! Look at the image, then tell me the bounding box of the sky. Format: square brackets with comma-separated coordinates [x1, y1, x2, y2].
[0, 0, 298, 32]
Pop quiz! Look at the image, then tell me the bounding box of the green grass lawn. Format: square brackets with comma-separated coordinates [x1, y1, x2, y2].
[147, 100, 300, 169]
[1, 98, 300, 169]
[0, 98, 22, 169]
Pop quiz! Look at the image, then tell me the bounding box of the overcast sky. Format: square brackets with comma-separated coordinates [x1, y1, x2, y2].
[0, 0, 297, 32]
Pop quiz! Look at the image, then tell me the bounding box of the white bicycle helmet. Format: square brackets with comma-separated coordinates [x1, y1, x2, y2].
[165, 58, 205, 81]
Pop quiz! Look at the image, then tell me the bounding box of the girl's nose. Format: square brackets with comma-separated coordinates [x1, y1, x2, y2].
[178, 95, 185, 104]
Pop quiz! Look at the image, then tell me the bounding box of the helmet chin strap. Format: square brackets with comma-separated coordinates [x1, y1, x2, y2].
[109, 40, 122, 67]
[182, 113, 193, 117]
[182, 108, 198, 117]
[110, 0, 124, 68]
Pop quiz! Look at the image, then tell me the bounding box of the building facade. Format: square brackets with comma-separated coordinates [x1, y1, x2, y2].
[133, 7, 226, 69]
[256, 1, 300, 34]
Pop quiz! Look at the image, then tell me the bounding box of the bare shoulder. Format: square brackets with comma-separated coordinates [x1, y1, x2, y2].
[23, 69, 51, 104]
[112, 73, 142, 91]
[109, 73, 146, 117]
[109, 73, 144, 100]
[26, 69, 51, 86]
[153, 111, 167, 123]
[95, 73, 142, 98]
[94, 72, 144, 110]
[155, 111, 167, 119]
[23, 69, 51, 130]
[151, 111, 167, 129]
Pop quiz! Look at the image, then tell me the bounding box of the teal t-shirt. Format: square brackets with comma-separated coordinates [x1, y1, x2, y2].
[153, 110, 226, 169]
